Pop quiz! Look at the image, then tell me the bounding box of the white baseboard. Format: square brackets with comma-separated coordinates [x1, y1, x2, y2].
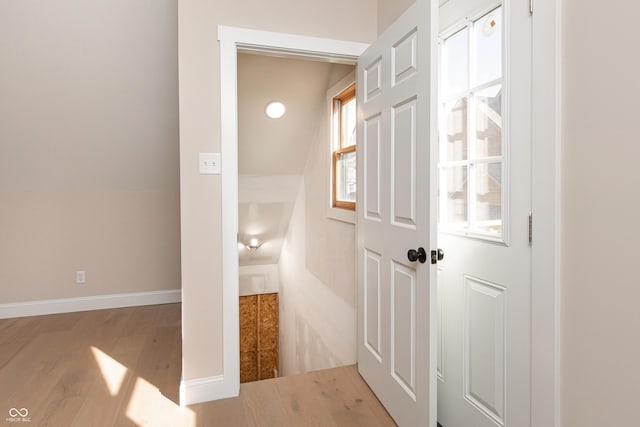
[180, 375, 238, 406]
[0, 289, 182, 319]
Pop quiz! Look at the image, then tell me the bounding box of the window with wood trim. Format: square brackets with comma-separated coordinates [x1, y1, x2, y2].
[332, 83, 357, 210]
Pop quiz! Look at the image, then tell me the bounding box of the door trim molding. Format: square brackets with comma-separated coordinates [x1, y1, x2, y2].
[530, 0, 560, 425]
[217, 25, 367, 401]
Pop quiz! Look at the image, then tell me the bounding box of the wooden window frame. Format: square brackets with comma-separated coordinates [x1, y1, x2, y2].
[332, 83, 357, 211]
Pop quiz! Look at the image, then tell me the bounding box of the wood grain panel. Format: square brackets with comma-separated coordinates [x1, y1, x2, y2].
[258, 293, 279, 352]
[240, 293, 279, 383]
[259, 350, 278, 380]
[0, 304, 393, 426]
[240, 295, 258, 351]
[241, 350, 259, 383]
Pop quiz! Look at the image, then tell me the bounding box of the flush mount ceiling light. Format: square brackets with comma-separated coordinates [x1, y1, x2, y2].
[265, 101, 286, 119]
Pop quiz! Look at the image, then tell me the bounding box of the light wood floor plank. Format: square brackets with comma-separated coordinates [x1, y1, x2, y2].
[0, 303, 395, 427]
[192, 392, 256, 427]
[272, 368, 338, 426]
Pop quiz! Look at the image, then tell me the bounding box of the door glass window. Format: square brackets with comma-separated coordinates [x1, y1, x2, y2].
[439, 5, 505, 241]
[444, 28, 469, 96]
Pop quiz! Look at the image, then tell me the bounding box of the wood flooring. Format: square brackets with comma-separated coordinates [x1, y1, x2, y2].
[0, 303, 396, 426]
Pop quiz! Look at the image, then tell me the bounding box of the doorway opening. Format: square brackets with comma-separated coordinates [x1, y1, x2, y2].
[235, 51, 360, 383]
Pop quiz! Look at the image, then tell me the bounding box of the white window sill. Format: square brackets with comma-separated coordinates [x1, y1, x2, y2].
[328, 206, 356, 224]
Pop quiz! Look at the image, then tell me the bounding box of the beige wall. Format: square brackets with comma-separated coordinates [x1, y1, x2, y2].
[0, 1, 181, 304]
[0, 191, 180, 303]
[178, 0, 377, 381]
[278, 68, 357, 376]
[377, 0, 415, 34]
[561, 0, 640, 425]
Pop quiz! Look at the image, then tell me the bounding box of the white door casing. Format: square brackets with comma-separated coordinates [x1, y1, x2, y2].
[437, 1, 532, 426]
[356, 1, 438, 426]
[210, 27, 367, 405]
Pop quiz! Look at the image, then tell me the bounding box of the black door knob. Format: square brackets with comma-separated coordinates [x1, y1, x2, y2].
[407, 247, 427, 264]
[438, 248, 445, 261]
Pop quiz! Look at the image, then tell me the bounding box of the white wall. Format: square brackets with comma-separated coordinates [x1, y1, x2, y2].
[278, 180, 357, 375]
[0, 0, 180, 305]
[276, 66, 357, 376]
[239, 264, 280, 296]
[560, 0, 640, 425]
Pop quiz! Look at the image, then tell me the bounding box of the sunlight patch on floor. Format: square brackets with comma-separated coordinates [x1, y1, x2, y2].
[91, 346, 128, 396]
[126, 376, 196, 427]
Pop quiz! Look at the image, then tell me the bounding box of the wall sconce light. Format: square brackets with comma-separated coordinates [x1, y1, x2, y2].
[246, 238, 262, 251]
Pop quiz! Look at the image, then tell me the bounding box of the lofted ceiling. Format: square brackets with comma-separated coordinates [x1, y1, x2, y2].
[237, 53, 354, 266]
[238, 53, 354, 175]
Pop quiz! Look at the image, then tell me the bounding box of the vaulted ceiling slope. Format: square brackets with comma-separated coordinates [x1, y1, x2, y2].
[238, 53, 354, 175]
[238, 53, 354, 266]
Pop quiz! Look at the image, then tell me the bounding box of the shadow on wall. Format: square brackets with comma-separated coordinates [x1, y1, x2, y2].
[295, 310, 342, 373]
[302, 106, 357, 309]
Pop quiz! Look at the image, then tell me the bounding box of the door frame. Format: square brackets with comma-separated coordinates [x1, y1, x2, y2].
[217, 0, 559, 423]
[530, 0, 560, 425]
[217, 25, 368, 400]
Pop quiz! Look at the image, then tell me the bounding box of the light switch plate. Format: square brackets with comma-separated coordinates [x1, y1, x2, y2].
[199, 153, 221, 174]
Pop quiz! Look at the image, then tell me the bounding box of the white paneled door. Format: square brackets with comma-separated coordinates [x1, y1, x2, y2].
[437, 1, 532, 426]
[356, 1, 437, 426]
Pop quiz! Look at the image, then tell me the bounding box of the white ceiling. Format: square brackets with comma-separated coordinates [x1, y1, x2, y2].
[237, 53, 354, 266]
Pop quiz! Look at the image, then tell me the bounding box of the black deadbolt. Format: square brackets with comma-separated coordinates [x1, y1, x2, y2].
[430, 248, 445, 264]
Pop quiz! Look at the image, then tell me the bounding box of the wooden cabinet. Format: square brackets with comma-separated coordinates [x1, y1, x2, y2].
[239, 292, 279, 383]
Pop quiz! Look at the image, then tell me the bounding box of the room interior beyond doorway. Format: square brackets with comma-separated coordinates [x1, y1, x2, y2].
[236, 52, 358, 382]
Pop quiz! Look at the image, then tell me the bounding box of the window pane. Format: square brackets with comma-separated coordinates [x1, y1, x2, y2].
[446, 165, 468, 227]
[444, 28, 469, 96]
[332, 100, 341, 150]
[475, 162, 502, 236]
[473, 7, 502, 85]
[336, 150, 356, 202]
[475, 85, 502, 158]
[445, 98, 468, 161]
[342, 97, 357, 147]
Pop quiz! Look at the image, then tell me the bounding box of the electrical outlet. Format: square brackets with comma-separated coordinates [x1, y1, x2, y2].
[76, 271, 86, 284]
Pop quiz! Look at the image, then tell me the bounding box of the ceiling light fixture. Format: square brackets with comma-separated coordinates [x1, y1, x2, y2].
[246, 238, 262, 251]
[265, 101, 286, 119]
